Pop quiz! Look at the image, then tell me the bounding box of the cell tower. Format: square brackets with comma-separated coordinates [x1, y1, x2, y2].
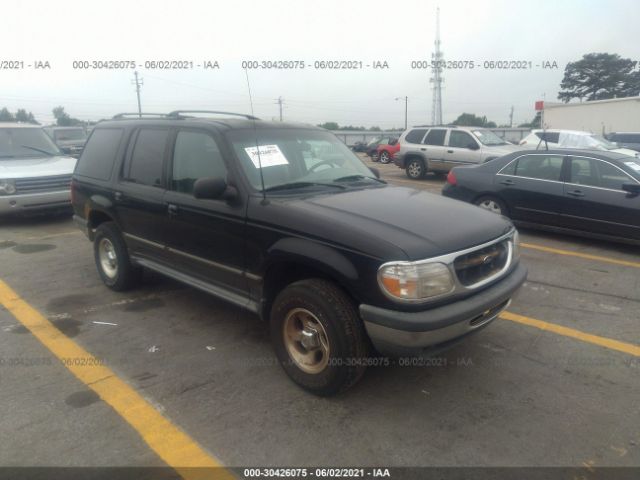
[430, 7, 444, 125]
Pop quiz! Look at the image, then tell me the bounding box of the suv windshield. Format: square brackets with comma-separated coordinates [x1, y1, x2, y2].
[559, 132, 619, 150]
[472, 129, 508, 146]
[227, 129, 378, 191]
[54, 128, 86, 141]
[0, 128, 61, 158]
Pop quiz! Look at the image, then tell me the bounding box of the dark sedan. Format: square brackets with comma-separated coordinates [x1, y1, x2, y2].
[442, 149, 640, 245]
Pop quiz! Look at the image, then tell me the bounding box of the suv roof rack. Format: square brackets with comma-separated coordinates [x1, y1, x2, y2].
[167, 110, 260, 120]
[112, 113, 167, 119]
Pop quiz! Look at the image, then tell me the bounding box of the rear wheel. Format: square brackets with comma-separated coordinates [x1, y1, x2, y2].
[379, 151, 391, 164]
[271, 279, 368, 396]
[93, 222, 141, 291]
[474, 195, 508, 216]
[406, 158, 426, 179]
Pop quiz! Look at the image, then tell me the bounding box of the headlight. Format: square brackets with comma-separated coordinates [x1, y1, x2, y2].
[0, 179, 16, 195]
[378, 261, 455, 301]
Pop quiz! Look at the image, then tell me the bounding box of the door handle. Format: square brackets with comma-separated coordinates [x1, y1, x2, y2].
[447, 150, 454, 153]
[114, 191, 122, 201]
[167, 204, 178, 215]
[567, 189, 585, 197]
[420, 147, 427, 151]
[499, 179, 514, 186]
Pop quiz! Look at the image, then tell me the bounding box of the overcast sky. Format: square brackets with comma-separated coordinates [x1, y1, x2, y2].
[1, 0, 639, 127]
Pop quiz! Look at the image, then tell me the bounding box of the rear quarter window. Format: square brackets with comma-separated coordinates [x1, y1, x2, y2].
[75, 128, 124, 180]
[404, 129, 427, 144]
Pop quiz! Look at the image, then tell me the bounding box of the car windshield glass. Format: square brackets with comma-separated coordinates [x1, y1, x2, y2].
[227, 129, 378, 191]
[472, 129, 507, 145]
[0, 128, 61, 158]
[367, 137, 380, 147]
[55, 128, 86, 141]
[588, 135, 618, 150]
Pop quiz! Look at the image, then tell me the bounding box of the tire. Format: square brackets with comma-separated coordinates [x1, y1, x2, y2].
[474, 195, 509, 217]
[379, 151, 391, 164]
[270, 279, 368, 396]
[405, 158, 426, 179]
[93, 222, 141, 291]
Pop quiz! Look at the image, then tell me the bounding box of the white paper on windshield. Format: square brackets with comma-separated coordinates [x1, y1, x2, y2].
[624, 161, 640, 172]
[244, 145, 289, 168]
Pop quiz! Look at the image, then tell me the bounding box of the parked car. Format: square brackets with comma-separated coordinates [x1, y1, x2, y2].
[519, 129, 639, 157]
[350, 141, 369, 152]
[365, 136, 395, 158]
[442, 149, 640, 245]
[72, 111, 527, 395]
[0, 123, 77, 216]
[374, 140, 400, 164]
[394, 126, 523, 179]
[605, 132, 640, 153]
[44, 126, 88, 158]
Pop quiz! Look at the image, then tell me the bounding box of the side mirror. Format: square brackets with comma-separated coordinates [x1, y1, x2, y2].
[369, 167, 380, 178]
[193, 177, 237, 200]
[467, 142, 480, 150]
[622, 183, 640, 196]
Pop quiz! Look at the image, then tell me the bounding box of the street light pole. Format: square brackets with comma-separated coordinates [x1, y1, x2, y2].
[395, 96, 408, 130]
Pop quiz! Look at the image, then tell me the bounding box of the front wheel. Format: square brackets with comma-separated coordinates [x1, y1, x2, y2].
[474, 195, 509, 216]
[270, 279, 368, 396]
[379, 151, 391, 164]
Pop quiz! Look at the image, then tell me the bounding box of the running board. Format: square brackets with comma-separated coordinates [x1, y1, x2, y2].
[132, 256, 259, 313]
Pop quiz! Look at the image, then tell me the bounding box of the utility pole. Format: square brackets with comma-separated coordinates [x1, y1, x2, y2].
[132, 71, 143, 118]
[395, 96, 408, 129]
[430, 7, 444, 125]
[275, 96, 284, 121]
[509, 106, 514, 128]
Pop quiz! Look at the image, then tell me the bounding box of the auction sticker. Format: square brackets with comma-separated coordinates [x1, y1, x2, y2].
[245, 144, 289, 168]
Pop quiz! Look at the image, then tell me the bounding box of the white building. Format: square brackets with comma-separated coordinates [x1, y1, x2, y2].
[543, 96, 640, 134]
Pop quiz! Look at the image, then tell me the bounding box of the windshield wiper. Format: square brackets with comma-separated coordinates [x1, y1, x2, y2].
[20, 145, 58, 156]
[264, 181, 346, 192]
[333, 174, 386, 184]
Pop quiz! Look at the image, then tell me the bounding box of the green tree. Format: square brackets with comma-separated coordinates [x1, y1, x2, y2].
[518, 112, 541, 128]
[53, 106, 73, 126]
[558, 53, 640, 102]
[452, 113, 496, 128]
[0, 107, 15, 122]
[15, 109, 38, 124]
[318, 121, 339, 130]
[368, 126, 382, 132]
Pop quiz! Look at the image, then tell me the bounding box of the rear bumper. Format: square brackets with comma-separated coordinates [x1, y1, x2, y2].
[393, 154, 406, 168]
[0, 190, 70, 215]
[359, 262, 527, 357]
[73, 214, 91, 238]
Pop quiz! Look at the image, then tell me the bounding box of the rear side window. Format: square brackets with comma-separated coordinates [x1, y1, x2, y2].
[76, 128, 123, 180]
[171, 130, 227, 194]
[124, 128, 169, 186]
[513, 155, 564, 181]
[404, 129, 427, 144]
[424, 129, 446, 146]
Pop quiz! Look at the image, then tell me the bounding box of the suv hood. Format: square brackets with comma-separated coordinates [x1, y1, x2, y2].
[612, 147, 639, 157]
[283, 185, 514, 260]
[0, 156, 77, 179]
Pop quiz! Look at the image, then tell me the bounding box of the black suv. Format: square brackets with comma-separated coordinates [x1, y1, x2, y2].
[72, 111, 527, 395]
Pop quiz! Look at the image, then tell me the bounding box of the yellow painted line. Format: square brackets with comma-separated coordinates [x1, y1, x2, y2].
[520, 242, 640, 269]
[0, 279, 233, 480]
[501, 310, 640, 357]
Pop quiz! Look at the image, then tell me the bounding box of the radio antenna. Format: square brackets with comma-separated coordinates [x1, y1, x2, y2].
[244, 68, 268, 205]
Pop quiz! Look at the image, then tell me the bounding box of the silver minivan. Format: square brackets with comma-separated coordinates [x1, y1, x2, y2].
[394, 126, 523, 179]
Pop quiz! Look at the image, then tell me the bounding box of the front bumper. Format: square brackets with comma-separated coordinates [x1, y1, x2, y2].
[359, 262, 527, 356]
[0, 190, 71, 215]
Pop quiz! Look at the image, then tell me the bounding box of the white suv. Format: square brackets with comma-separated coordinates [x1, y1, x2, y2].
[394, 126, 523, 179]
[0, 123, 77, 215]
[519, 129, 640, 158]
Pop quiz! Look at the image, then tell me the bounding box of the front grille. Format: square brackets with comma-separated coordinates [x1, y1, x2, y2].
[14, 175, 72, 194]
[453, 239, 510, 287]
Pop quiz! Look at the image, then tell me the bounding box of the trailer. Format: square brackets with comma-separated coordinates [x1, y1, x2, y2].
[543, 96, 640, 134]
